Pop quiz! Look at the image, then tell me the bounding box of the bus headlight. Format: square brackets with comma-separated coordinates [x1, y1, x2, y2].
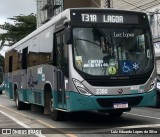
[72, 78, 92, 96]
[148, 78, 157, 92]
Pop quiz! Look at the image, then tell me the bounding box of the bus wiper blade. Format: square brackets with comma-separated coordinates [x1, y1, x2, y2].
[92, 24, 111, 45]
[119, 25, 135, 46]
[75, 38, 100, 46]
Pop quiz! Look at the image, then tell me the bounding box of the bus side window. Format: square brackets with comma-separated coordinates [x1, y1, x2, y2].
[22, 47, 28, 69]
[0, 67, 3, 84]
[54, 32, 69, 77]
[53, 34, 57, 66]
[62, 33, 69, 77]
[9, 56, 13, 72]
[55, 35, 61, 68]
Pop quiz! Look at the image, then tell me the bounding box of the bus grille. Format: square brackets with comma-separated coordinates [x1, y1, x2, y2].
[86, 78, 148, 86]
[96, 96, 143, 108]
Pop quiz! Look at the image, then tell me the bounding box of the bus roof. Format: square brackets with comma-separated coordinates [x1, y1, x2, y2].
[6, 8, 71, 52]
[6, 8, 146, 52]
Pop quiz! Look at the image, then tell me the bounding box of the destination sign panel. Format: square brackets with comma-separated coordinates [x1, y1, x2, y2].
[71, 10, 140, 24]
[81, 14, 124, 23]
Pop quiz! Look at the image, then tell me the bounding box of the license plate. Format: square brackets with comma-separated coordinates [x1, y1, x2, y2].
[113, 102, 128, 109]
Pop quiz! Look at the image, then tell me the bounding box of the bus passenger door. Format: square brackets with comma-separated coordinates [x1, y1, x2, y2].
[55, 32, 67, 109]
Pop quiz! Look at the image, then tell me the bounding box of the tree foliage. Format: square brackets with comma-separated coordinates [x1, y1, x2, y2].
[0, 13, 36, 48]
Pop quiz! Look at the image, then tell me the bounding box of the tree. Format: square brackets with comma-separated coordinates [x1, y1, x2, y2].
[0, 13, 36, 48]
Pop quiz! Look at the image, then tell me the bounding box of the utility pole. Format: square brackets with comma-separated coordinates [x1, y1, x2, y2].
[101, 0, 112, 8]
[107, 0, 110, 8]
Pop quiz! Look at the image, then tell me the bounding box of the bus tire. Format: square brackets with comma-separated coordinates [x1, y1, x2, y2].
[109, 112, 123, 117]
[0, 90, 2, 94]
[50, 98, 63, 121]
[15, 92, 24, 110]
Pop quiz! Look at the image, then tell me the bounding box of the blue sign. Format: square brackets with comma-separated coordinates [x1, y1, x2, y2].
[120, 61, 133, 73]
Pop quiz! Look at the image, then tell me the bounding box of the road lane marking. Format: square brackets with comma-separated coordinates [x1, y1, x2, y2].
[35, 119, 77, 137]
[0, 105, 77, 137]
[0, 110, 45, 137]
[119, 112, 160, 129]
[119, 124, 160, 129]
[0, 104, 57, 128]
[125, 112, 160, 120]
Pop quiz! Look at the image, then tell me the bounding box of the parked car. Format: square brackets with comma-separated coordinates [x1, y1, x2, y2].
[156, 74, 160, 107]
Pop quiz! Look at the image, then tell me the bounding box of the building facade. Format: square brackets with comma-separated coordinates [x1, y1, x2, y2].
[37, 0, 103, 28]
[36, 0, 160, 45]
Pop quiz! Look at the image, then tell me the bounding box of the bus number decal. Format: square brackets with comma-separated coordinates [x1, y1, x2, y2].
[96, 89, 108, 95]
[81, 14, 97, 22]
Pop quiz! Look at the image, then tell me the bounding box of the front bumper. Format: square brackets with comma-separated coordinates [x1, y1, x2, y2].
[67, 89, 157, 112]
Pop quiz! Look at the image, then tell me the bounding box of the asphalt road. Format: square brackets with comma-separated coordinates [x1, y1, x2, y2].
[0, 91, 160, 137]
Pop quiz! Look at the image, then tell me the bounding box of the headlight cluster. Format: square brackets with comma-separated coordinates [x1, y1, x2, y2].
[72, 78, 92, 96]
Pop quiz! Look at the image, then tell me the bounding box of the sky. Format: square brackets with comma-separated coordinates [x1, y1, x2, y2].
[0, 0, 37, 56]
[0, 0, 36, 24]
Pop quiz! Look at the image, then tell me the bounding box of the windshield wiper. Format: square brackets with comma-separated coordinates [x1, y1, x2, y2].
[119, 25, 135, 46]
[75, 38, 100, 46]
[92, 24, 111, 45]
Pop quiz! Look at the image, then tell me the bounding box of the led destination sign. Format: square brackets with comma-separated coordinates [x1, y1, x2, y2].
[81, 14, 124, 23]
[71, 11, 140, 24]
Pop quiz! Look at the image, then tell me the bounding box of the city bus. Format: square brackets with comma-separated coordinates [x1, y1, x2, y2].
[4, 8, 157, 121]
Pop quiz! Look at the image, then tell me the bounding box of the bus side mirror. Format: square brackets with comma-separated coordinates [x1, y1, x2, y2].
[64, 28, 72, 44]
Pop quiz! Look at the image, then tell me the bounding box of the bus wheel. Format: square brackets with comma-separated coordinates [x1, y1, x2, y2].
[50, 98, 63, 121]
[15, 92, 24, 110]
[109, 112, 123, 117]
[0, 90, 2, 94]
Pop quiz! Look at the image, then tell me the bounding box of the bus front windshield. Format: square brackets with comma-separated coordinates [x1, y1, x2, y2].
[73, 27, 154, 76]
